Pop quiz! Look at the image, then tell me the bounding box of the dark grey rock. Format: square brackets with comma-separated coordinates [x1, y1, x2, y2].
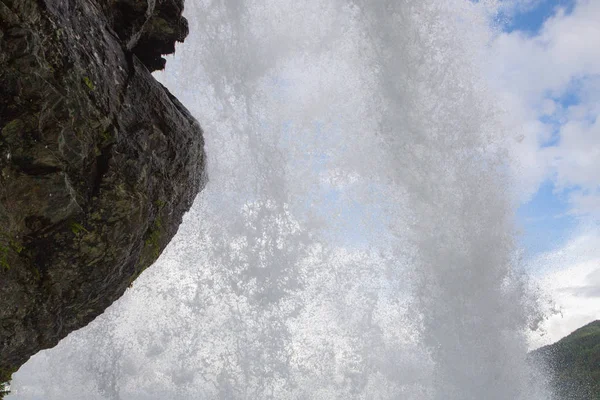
[0, 0, 205, 378]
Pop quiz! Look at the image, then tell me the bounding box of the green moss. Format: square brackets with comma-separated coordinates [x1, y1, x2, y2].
[70, 222, 89, 236]
[1, 119, 24, 137]
[0, 232, 24, 270]
[10, 240, 24, 254]
[83, 76, 95, 91]
[0, 245, 9, 271]
[145, 215, 163, 260]
[32, 266, 41, 281]
[134, 215, 165, 284]
[148, 17, 176, 36]
[100, 130, 113, 145]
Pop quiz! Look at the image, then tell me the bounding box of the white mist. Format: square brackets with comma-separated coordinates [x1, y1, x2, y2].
[10, 1, 550, 399]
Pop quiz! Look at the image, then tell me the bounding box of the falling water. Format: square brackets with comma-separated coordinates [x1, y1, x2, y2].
[10, 1, 549, 399]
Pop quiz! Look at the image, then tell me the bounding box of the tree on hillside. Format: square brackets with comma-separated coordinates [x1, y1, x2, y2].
[531, 320, 600, 400]
[0, 381, 9, 399]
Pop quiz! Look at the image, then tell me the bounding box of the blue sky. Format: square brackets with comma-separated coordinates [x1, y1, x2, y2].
[504, 0, 579, 258]
[503, 0, 575, 34]
[491, 0, 600, 344]
[517, 181, 576, 256]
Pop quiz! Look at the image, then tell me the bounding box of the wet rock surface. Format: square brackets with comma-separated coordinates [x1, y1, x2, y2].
[0, 0, 205, 376]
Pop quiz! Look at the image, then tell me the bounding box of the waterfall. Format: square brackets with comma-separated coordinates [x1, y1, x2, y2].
[10, 1, 549, 399]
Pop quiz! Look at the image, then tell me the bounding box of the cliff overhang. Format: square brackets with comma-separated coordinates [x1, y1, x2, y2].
[0, 0, 205, 378]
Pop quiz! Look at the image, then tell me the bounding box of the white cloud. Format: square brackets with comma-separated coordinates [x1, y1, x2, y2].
[569, 191, 600, 217]
[490, 1, 600, 344]
[528, 230, 600, 348]
[493, 1, 600, 98]
[486, 0, 600, 205]
[551, 115, 600, 189]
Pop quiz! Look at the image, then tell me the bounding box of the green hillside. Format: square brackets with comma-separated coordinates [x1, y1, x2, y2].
[531, 320, 600, 399]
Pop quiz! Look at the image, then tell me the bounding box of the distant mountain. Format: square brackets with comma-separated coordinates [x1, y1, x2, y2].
[530, 320, 600, 399]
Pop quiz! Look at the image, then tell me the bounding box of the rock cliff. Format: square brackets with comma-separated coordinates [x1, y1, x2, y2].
[0, 0, 205, 379]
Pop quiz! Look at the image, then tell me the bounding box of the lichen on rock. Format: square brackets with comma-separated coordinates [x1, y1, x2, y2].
[0, 0, 205, 378]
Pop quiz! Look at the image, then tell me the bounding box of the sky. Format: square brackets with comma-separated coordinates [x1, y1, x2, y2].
[491, 0, 600, 346]
[4, 2, 596, 398]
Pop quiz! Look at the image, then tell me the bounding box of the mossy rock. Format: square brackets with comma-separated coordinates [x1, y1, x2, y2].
[0, 0, 206, 378]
